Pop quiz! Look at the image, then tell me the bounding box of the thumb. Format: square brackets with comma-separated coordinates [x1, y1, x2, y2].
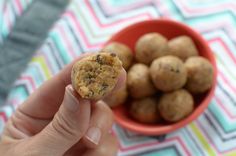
[28, 85, 91, 155]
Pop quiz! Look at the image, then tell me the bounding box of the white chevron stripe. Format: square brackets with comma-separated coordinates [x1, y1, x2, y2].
[15, 78, 34, 94]
[114, 125, 154, 147]
[204, 31, 236, 76]
[57, 21, 83, 56]
[46, 39, 66, 66]
[215, 87, 236, 116]
[90, 0, 159, 24]
[207, 107, 236, 139]
[175, 0, 236, 17]
[199, 110, 236, 151]
[39, 44, 61, 75]
[71, 1, 157, 41]
[217, 77, 236, 106]
[118, 139, 185, 156]
[167, 128, 202, 156]
[0, 117, 5, 133]
[193, 17, 236, 43]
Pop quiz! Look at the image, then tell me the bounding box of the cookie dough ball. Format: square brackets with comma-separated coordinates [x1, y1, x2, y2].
[130, 97, 161, 124]
[127, 63, 156, 99]
[103, 85, 128, 108]
[158, 89, 194, 122]
[135, 33, 168, 65]
[71, 53, 122, 100]
[168, 36, 198, 60]
[102, 42, 133, 70]
[150, 56, 187, 92]
[185, 56, 214, 94]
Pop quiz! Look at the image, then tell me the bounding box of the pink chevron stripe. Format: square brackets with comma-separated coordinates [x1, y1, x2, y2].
[3, 0, 24, 33]
[65, 10, 153, 48]
[3, 3, 12, 32]
[218, 71, 236, 100]
[9, 99, 21, 107]
[56, 23, 77, 58]
[99, 0, 153, 15]
[0, 112, 7, 122]
[98, 0, 171, 17]
[21, 75, 36, 90]
[65, 10, 153, 49]
[208, 38, 236, 65]
[156, 0, 172, 18]
[195, 120, 220, 154]
[215, 95, 236, 119]
[118, 137, 191, 156]
[85, 0, 153, 28]
[15, 0, 23, 13]
[196, 120, 236, 154]
[177, 0, 236, 15]
[196, 21, 228, 33]
[64, 11, 101, 49]
[3, 1, 9, 15]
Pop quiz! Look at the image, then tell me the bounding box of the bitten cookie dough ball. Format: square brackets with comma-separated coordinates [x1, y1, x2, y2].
[150, 56, 187, 92]
[102, 42, 133, 70]
[168, 36, 198, 61]
[103, 85, 128, 108]
[185, 56, 214, 94]
[130, 97, 161, 124]
[127, 63, 156, 99]
[71, 53, 122, 100]
[158, 89, 194, 122]
[135, 33, 168, 65]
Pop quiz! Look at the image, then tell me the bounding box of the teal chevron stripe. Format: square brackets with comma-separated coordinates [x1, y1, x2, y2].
[1, 0, 32, 39]
[209, 101, 236, 132]
[173, 128, 201, 155]
[114, 126, 152, 147]
[215, 87, 236, 118]
[49, 32, 71, 64]
[109, 0, 137, 6]
[46, 40, 66, 68]
[40, 46, 61, 74]
[142, 147, 178, 156]
[187, 0, 232, 7]
[7, 84, 29, 106]
[0, 105, 14, 118]
[205, 30, 236, 57]
[197, 114, 236, 153]
[0, 106, 14, 133]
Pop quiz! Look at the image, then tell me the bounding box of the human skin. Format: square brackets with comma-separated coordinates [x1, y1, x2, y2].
[0, 53, 126, 156]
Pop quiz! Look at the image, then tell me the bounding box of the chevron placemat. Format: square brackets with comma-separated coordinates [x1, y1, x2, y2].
[1, 0, 236, 155]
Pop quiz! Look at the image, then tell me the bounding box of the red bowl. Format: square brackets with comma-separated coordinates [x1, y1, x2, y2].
[104, 19, 217, 135]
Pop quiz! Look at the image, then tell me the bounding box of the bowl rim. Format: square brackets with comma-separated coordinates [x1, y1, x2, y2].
[105, 19, 217, 135]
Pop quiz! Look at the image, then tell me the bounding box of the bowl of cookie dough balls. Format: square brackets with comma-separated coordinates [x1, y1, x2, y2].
[102, 19, 217, 135]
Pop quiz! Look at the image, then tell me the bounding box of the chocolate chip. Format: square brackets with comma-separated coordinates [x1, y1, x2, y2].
[98, 83, 109, 95]
[110, 53, 116, 57]
[86, 90, 94, 97]
[101, 83, 108, 90]
[170, 68, 175, 72]
[96, 54, 104, 64]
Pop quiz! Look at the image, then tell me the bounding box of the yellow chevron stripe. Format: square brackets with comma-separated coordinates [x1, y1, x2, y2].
[32, 56, 52, 79]
[225, 151, 236, 156]
[189, 123, 216, 156]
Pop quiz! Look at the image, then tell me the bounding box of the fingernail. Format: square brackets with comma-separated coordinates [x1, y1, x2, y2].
[85, 127, 101, 145]
[63, 85, 80, 112]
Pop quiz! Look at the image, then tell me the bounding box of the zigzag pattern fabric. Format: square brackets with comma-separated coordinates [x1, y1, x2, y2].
[1, 0, 236, 155]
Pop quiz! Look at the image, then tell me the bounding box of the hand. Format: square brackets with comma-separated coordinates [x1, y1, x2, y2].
[0, 53, 126, 156]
